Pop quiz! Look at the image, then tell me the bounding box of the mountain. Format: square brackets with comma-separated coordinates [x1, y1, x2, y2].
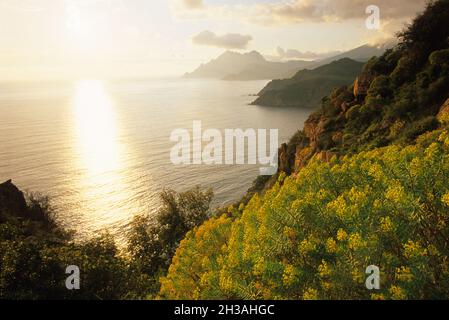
[184, 44, 393, 82]
[252, 58, 364, 108]
[183, 50, 312, 80]
[307, 42, 395, 69]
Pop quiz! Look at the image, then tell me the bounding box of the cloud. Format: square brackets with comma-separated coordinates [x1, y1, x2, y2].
[192, 31, 253, 49]
[173, 0, 427, 25]
[267, 0, 426, 23]
[178, 0, 203, 9]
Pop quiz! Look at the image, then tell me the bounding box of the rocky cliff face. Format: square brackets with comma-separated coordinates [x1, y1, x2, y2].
[303, 115, 328, 150]
[353, 71, 375, 101]
[274, 70, 369, 175]
[278, 143, 290, 174]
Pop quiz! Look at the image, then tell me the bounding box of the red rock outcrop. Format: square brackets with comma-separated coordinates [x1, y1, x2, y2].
[353, 72, 375, 101]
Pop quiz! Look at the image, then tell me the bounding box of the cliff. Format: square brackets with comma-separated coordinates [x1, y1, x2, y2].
[275, 46, 449, 176]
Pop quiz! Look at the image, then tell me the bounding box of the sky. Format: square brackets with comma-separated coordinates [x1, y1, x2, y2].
[0, 0, 428, 81]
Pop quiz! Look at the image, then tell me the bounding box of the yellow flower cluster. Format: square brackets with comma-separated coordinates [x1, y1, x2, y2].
[318, 260, 332, 278]
[299, 238, 316, 255]
[283, 227, 296, 241]
[282, 264, 297, 286]
[348, 187, 367, 205]
[380, 216, 394, 232]
[327, 196, 347, 220]
[337, 229, 348, 241]
[351, 269, 363, 283]
[368, 163, 384, 181]
[348, 233, 365, 250]
[410, 157, 422, 178]
[322, 281, 332, 290]
[438, 131, 449, 147]
[396, 266, 414, 282]
[326, 238, 337, 253]
[404, 240, 427, 259]
[385, 182, 405, 204]
[253, 257, 265, 277]
[303, 288, 319, 300]
[389, 285, 407, 300]
[371, 293, 386, 300]
[442, 192, 449, 206]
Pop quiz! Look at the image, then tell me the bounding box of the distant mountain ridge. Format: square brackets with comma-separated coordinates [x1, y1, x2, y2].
[183, 50, 312, 81]
[252, 58, 364, 108]
[183, 43, 393, 82]
[307, 42, 396, 69]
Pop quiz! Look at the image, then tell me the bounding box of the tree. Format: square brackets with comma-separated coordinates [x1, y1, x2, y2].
[127, 187, 214, 295]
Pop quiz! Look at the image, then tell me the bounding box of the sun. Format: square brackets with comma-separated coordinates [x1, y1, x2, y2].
[65, 4, 83, 36]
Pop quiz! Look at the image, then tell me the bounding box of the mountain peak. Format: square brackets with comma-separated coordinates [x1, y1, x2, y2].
[217, 50, 265, 61]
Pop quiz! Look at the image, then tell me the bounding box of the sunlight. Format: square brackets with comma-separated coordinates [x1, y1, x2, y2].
[72, 80, 137, 234]
[65, 3, 84, 36]
[65, 3, 103, 53]
[73, 80, 120, 174]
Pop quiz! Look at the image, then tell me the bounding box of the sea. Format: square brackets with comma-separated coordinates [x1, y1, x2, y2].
[0, 78, 313, 238]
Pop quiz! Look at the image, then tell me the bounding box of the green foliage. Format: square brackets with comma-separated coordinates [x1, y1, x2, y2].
[368, 75, 394, 100]
[253, 58, 364, 108]
[3, 0, 449, 301]
[159, 215, 232, 300]
[161, 131, 449, 300]
[399, 0, 449, 58]
[126, 187, 214, 295]
[401, 116, 439, 141]
[0, 227, 129, 299]
[364, 49, 402, 76]
[0, 187, 214, 299]
[430, 49, 449, 66]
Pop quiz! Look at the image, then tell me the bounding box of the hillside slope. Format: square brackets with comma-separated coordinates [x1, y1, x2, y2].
[161, 0, 449, 301]
[307, 42, 395, 69]
[252, 58, 364, 108]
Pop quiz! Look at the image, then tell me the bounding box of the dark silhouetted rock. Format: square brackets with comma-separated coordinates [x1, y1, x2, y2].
[0, 179, 27, 219]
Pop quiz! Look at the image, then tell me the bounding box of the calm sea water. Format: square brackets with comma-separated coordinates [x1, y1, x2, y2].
[0, 78, 312, 238]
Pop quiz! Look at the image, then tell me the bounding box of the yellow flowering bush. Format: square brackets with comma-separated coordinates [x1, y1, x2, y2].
[160, 131, 449, 300]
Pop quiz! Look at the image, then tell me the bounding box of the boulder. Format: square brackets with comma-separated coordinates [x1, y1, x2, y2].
[294, 146, 314, 172]
[0, 179, 27, 218]
[304, 116, 327, 149]
[316, 151, 336, 163]
[353, 71, 375, 101]
[278, 143, 291, 174]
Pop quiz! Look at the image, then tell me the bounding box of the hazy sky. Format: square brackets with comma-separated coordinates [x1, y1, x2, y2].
[0, 0, 427, 80]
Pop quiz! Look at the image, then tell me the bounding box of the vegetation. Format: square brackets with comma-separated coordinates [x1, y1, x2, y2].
[278, 2, 449, 162]
[126, 187, 213, 296]
[2, 0, 449, 301]
[159, 0, 449, 300]
[252, 58, 364, 108]
[0, 185, 213, 299]
[160, 130, 449, 300]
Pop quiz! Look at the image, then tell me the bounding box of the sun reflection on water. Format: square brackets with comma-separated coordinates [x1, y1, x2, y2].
[72, 80, 133, 236]
[74, 80, 120, 174]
